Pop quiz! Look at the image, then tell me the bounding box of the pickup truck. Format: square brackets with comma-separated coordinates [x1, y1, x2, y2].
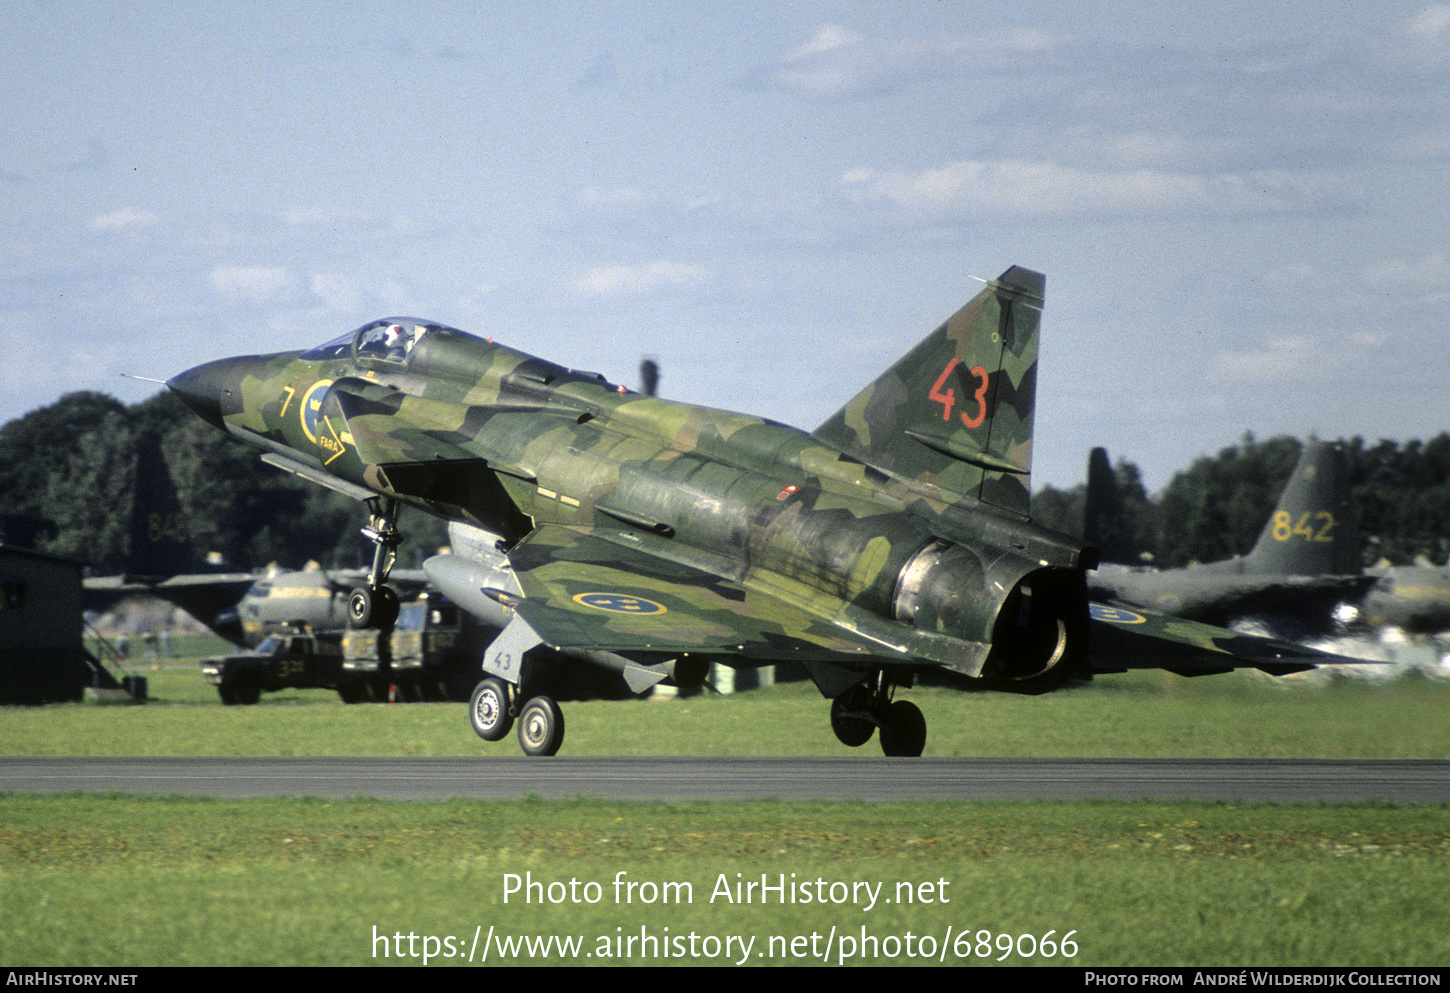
[201, 630, 346, 704]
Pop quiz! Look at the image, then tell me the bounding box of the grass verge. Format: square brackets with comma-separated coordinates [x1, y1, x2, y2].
[5, 662, 1448, 758]
[1, 795, 1445, 967]
[5, 641, 1446, 967]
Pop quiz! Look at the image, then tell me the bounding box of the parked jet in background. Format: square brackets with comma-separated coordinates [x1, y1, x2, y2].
[83, 435, 253, 644]
[1085, 441, 1373, 635]
[231, 564, 429, 645]
[1355, 560, 1450, 634]
[84, 436, 428, 646]
[168, 267, 1365, 757]
[1086, 441, 1450, 638]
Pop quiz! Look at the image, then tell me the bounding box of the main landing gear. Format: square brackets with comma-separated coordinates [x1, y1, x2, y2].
[349, 497, 402, 631]
[469, 677, 565, 757]
[829, 674, 927, 757]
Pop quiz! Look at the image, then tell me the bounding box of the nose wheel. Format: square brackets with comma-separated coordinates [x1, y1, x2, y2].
[348, 584, 400, 630]
[351, 497, 403, 630]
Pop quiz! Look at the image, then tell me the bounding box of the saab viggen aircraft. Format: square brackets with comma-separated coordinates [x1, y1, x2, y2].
[168, 267, 1367, 756]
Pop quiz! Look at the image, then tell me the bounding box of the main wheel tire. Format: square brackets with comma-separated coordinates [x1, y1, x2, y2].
[830, 686, 875, 747]
[879, 700, 927, 757]
[516, 695, 565, 757]
[221, 672, 261, 706]
[469, 678, 514, 741]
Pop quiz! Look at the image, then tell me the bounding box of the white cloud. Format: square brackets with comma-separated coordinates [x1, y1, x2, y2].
[838, 161, 1350, 219]
[89, 208, 160, 231]
[758, 23, 1068, 100]
[568, 261, 710, 299]
[1377, 4, 1450, 69]
[1406, 4, 1450, 42]
[309, 272, 364, 312]
[574, 186, 655, 212]
[1262, 263, 1339, 293]
[1258, 254, 1450, 307]
[1211, 332, 1386, 383]
[376, 280, 417, 314]
[281, 207, 374, 229]
[788, 24, 864, 60]
[1362, 252, 1450, 289]
[209, 266, 296, 304]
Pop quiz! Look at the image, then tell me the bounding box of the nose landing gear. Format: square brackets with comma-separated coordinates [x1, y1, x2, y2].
[350, 497, 403, 631]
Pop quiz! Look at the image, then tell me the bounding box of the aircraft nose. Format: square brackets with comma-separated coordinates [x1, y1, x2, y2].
[166, 356, 268, 432]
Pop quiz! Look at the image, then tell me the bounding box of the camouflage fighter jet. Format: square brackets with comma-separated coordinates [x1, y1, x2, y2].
[1085, 441, 1375, 636]
[168, 269, 1364, 756]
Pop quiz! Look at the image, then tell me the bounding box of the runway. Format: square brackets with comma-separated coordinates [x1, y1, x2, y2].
[2, 756, 1446, 803]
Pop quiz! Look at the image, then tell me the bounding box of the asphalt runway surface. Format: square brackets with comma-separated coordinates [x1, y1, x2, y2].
[2, 756, 1446, 803]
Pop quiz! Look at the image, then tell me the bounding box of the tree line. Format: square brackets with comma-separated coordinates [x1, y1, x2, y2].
[0, 390, 448, 574]
[1031, 433, 1450, 568]
[2, 391, 1447, 574]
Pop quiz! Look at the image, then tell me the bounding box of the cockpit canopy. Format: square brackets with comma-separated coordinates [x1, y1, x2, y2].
[300, 318, 465, 366]
[297, 316, 629, 395]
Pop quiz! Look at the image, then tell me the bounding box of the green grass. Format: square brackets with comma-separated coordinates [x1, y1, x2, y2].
[4, 648, 1447, 967]
[6, 659, 1449, 758]
[1, 795, 1445, 967]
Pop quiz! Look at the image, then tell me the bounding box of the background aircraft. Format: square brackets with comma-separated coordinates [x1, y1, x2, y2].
[83, 436, 253, 644]
[231, 564, 430, 645]
[1085, 440, 1373, 635]
[1087, 441, 1450, 638]
[84, 435, 428, 646]
[1353, 561, 1450, 634]
[167, 268, 1364, 757]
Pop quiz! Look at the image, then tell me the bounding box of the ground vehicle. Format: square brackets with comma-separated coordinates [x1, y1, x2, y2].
[341, 591, 483, 702]
[201, 629, 344, 705]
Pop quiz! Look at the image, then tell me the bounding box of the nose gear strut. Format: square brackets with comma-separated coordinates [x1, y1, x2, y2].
[348, 497, 403, 630]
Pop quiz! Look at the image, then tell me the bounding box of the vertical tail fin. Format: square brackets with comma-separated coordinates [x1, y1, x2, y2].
[812, 265, 1044, 517]
[127, 435, 207, 580]
[1083, 447, 1142, 565]
[1242, 439, 1362, 575]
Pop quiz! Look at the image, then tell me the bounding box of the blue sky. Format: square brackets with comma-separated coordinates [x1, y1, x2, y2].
[3, 1, 1448, 492]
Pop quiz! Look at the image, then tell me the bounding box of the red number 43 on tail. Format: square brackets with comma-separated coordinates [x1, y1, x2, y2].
[929, 359, 990, 428]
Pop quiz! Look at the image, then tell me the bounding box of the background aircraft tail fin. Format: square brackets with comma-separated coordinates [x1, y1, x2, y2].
[127, 435, 207, 580]
[1242, 439, 1362, 575]
[812, 265, 1044, 517]
[1083, 447, 1142, 565]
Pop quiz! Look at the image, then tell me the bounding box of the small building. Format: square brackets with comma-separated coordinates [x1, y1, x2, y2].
[0, 545, 93, 704]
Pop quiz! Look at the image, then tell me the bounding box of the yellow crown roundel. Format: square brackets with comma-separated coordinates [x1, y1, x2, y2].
[573, 592, 667, 615]
[299, 379, 334, 443]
